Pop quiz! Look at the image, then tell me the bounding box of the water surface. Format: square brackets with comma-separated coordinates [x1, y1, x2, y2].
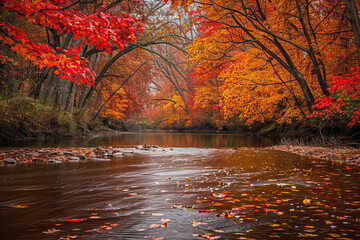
[0, 131, 275, 148]
[0, 133, 359, 239]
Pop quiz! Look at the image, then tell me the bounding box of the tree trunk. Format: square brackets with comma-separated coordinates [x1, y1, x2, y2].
[65, 83, 76, 112]
[295, 0, 330, 96]
[42, 71, 58, 105]
[77, 45, 137, 118]
[345, 0, 360, 67]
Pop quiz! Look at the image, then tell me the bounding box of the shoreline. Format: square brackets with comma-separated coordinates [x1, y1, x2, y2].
[269, 145, 360, 167]
[1, 143, 360, 167]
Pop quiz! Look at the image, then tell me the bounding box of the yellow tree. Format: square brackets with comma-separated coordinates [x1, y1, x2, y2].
[187, 0, 359, 125]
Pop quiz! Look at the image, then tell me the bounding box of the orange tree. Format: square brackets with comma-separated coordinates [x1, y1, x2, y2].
[186, 0, 360, 127]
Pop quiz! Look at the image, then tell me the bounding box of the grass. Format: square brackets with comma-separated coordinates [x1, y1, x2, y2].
[0, 96, 77, 141]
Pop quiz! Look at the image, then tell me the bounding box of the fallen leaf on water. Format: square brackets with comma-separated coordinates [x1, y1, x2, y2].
[42, 228, 60, 234]
[62, 235, 78, 239]
[66, 219, 86, 222]
[215, 212, 229, 217]
[72, 228, 82, 231]
[305, 226, 315, 228]
[269, 224, 280, 227]
[196, 233, 218, 239]
[199, 209, 214, 213]
[172, 205, 183, 208]
[186, 178, 192, 181]
[214, 230, 224, 233]
[89, 216, 102, 219]
[191, 221, 208, 226]
[212, 202, 223, 206]
[305, 234, 318, 237]
[148, 223, 167, 228]
[85, 227, 103, 233]
[151, 213, 164, 216]
[265, 209, 278, 212]
[10, 205, 28, 208]
[160, 218, 171, 223]
[303, 197, 311, 205]
[138, 229, 145, 231]
[213, 193, 228, 198]
[234, 233, 246, 235]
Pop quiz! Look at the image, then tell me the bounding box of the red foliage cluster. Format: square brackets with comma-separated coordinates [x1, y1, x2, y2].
[1, 0, 143, 85]
[309, 67, 360, 126]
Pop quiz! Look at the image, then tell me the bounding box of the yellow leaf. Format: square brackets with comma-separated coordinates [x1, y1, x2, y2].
[303, 197, 311, 205]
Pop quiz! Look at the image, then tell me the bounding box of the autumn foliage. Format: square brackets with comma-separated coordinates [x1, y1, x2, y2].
[181, 0, 360, 129]
[1, 0, 141, 85]
[1, 0, 360, 133]
[310, 67, 360, 126]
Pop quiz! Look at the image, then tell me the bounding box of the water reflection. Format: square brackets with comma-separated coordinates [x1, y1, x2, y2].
[0, 132, 276, 148]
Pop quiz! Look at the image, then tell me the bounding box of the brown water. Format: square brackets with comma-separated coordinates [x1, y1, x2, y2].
[0, 133, 359, 240]
[0, 132, 275, 148]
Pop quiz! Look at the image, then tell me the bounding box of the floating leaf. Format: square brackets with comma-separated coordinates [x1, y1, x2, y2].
[212, 202, 223, 206]
[10, 205, 28, 208]
[148, 223, 166, 228]
[66, 218, 86, 222]
[151, 213, 164, 216]
[42, 228, 60, 234]
[161, 218, 171, 223]
[172, 205, 183, 208]
[191, 221, 208, 226]
[303, 197, 311, 205]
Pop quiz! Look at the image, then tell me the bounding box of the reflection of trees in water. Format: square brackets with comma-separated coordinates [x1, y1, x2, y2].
[0, 132, 277, 149]
[89, 132, 276, 148]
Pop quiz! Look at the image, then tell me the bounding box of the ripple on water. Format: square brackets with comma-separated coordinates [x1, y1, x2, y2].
[0, 146, 359, 239]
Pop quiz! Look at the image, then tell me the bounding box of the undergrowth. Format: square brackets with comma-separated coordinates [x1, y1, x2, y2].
[0, 96, 77, 141]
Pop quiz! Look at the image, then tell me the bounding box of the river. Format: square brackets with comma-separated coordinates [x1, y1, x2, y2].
[0, 132, 359, 239]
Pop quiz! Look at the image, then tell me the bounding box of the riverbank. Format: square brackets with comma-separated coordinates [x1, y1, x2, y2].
[0, 146, 133, 165]
[270, 145, 360, 167]
[0, 96, 125, 142]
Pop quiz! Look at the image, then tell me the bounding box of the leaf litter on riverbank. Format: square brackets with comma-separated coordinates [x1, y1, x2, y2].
[269, 145, 360, 167]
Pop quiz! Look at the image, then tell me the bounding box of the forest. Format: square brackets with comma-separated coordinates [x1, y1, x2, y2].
[1, 0, 360, 141]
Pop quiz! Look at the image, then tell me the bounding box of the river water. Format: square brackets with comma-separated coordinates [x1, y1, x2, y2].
[0, 132, 359, 240]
